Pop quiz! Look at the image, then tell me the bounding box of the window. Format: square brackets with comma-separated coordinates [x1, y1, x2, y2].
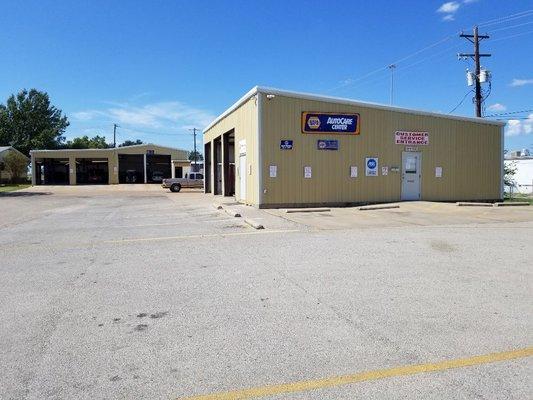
[196, 173, 203, 179]
[405, 157, 417, 174]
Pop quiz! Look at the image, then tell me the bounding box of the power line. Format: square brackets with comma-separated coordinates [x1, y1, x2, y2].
[449, 90, 474, 114]
[119, 126, 191, 137]
[329, 33, 457, 91]
[488, 20, 533, 33]
[485, 109, 533, 118]
[478, 10, 533, 28]
[494, 116, 533, 120]
[491, 29, 533, 43]
[458, 27, 491, 117]
[331, 8, 533, 94]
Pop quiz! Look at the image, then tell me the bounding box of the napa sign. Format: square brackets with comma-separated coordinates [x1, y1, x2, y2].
[302, 112, 360, 134]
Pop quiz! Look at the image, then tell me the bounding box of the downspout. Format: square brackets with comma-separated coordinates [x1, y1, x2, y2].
[256, 91, 264, 207]
[500, 125, 504, 200]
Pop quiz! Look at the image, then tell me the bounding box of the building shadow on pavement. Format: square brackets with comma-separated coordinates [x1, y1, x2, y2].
[0, 191, 51, 197]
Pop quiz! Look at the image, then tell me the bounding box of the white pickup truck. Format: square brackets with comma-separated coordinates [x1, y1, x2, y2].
[162, 172, 204, 192]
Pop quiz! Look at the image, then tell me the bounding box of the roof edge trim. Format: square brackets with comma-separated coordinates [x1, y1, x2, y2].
[202, 86, 506, 132]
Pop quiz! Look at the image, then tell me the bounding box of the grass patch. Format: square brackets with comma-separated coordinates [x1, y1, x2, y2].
[0, 184, 31, 193]
[504, 195, 533, 204]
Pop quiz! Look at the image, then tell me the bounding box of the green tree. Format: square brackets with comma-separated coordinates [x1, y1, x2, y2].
[504, 160, 517, 187]
[188, 150, 204, 162]
[0, 89, 69, 156]
[3, 151, 29, 183]
[119, 139, 143, 147]
[63, 135, 110, 149]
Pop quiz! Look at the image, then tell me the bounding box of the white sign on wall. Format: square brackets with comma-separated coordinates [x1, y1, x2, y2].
[269, 165, 277, 178]
[435, 167, 443, 178]
[395, 131, 429, 145]
[365, 157, 378, 176]
[239, 139, 247, 155]
[382, 166, 388, 176]
[350, 166, 358, 178]
[304, 166, 312, 178]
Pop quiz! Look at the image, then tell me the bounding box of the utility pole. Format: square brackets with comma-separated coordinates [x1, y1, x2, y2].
[459, 26, 491, 117]
[189, 128, 199, 170]
[113, 124, 119, 148]
[388, 64, 396, 105]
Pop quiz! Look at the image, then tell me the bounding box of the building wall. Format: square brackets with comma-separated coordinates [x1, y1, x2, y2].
[203, 96, 259, 205]
[31, 145, 188, 185]
[259, 94, 503, 207]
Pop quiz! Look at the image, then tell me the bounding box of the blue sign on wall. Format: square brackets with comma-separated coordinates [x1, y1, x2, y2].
[302, 112, 360, 134]
[317, 139, 339, 150]
[280, 140, 293, 150]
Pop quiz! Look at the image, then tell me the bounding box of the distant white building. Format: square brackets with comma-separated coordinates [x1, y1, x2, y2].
[171, 160, 204, 178]
[505, 149, 533, 194]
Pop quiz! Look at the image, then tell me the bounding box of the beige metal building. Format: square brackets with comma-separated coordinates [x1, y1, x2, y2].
[203, 86, 505, 208]
[31, 144, 188, 185]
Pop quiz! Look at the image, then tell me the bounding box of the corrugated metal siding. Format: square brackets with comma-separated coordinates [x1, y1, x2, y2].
[203, 96, 258, 205]
[260, 94, 502, 206]
[30, 145, 188, 185]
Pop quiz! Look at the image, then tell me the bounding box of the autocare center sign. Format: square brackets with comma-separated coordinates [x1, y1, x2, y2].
[394, 131, 429, 145]
[302, 112, 360, 134]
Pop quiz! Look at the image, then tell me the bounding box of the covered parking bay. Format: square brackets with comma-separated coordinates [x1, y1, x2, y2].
[34, 158, 70, 185]
[76, 158, 109, 184]
[31, 144, 189, 185]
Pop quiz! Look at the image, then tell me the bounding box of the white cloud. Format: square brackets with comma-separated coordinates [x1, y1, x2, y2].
[72, 101, 216, 132]
[505, 114, 533, 137]
[487, 103, 506, 112]
[72, 111, 101, 121]
[437, 2, 461, 13]
[509, 78, 533, 87]
[437, 1, 478, 22]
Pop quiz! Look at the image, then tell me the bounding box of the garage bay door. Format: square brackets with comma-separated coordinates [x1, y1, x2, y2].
[118, 154, 144, 183]
[76, 158, 109, 184]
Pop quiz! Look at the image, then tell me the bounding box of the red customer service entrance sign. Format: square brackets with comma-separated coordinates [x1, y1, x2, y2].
[395, 131, 429, 145]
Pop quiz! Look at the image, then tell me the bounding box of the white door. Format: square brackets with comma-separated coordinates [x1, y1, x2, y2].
[239, 154, 246, 201]
[401, 152, 421, 201]
[238, 140, 246, 201]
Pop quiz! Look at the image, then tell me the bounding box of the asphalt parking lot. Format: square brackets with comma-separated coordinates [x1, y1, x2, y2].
[1, 186, 532, 400]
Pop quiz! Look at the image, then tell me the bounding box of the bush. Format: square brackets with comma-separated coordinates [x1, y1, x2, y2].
[3, 151, 28, 183]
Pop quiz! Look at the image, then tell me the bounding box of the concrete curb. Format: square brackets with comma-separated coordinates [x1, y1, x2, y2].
[224, 208, 241, 217]
[493, 202, 530, 207]
[456, 202, 493, 207]
[244, 218, 264, 229]
[285, 208, 331, 213]
[359, 204, 400, 211]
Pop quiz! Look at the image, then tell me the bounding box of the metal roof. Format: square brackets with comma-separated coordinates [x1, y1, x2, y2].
[30, 143, 186, 153]
[0, 146, 29, 159]
[203, 86, 506, 133]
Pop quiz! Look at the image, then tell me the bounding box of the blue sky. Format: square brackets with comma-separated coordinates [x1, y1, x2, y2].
[1, 0, 532, 151]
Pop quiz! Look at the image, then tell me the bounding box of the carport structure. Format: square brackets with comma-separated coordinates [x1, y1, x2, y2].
[31, 144, 188, 185]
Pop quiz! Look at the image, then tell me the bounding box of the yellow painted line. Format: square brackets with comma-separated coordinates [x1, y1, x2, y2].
[178, 347, 533, 400]
[104, 229, 300, 244]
